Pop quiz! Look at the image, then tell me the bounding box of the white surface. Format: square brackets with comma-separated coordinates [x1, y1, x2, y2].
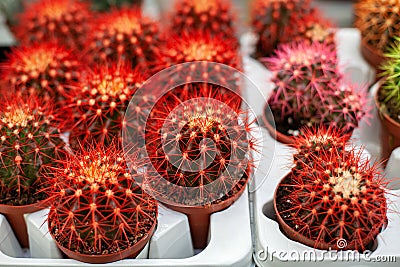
[0, 215, 24, 258]
[1, 192, 253, 266]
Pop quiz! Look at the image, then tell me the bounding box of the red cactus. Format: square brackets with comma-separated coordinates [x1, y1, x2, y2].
[85, 8, 159, 70]
[276, 129, 388, 251]
[0, 95, 65, 206]
[65, 62, 149, 148]
[282, 8, 335, 47]
[251, 0, 312, 57]
[170, 0, 237, 38]
[47, 142, 157, 261]
[14, 0, 92, 50]
[155, 30, 241, 71]
[142, 84, 256, 205]
[2, 42, 81, 102]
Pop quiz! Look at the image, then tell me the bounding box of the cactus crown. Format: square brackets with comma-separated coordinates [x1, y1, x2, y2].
[15, 0, 91, 50]
[170, 0, 236, 38]
[0, 96, 64, 205]
[3, 43, 80, 100]
[355, 0, 400, 53]
[67, 62, 147, 147]
[277, 127, 388, 251]
[47, 142, 157, 255]
[87, 8, 159, 70]
[142, 84, 255, 205]
[265, 41, 367, 136]
[378, 36, 400, 122]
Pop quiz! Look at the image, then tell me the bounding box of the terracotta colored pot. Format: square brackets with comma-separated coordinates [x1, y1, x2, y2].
[273, 174, 378, 251]
[261, 105, 295, 145]
[361, 41, 385, 72]
[375, 87, 400, 161]
[53, 221, 156, 264]
[163, 182, 247, 249]
[0, 199, 49, 248]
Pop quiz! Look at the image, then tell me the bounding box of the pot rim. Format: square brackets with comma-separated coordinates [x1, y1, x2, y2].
[0, 197, 50, 215]
[261, 103, 295, 145]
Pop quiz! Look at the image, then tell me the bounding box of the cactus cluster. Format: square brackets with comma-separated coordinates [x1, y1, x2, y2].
[378, 37, 400, 123]
[14, 0, 92, 50]
[47, 143, 157, 261]
[66, 62, 149, 147]
[276, 127, 388, 251]
[143, 84, 255, 205]
[354, 0, 400, 58]
[264, 40, 367, 137]
[170, 0, 236, 38]
[0, 96, 65, 206]
[86, 8, 160, 70]
[2, 42, 80, 102]
[251, 0, 311, 57]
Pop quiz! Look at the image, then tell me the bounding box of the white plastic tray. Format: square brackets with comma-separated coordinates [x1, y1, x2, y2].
[0, 189, 253, 266]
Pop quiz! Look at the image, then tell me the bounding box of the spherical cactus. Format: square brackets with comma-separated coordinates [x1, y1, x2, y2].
[0, 95, 65, 206]
[354, 0, 400, 66]
[66, 62, 149, 148]
[14, 0, 92, 50]
[86, 8, 159, 70]
[276, 130, 388, 251]
[144, 84, 256, 205]
[264, 40, 340, 136]
[281, 8, 335, 47]
[250, 0, 312, 57]
[47, 142, 157, 263]
[378, 37, 400, 123]
[155, 30, 241, 71]
[2, 42, 81, 102]
[170, 0, 237, 38]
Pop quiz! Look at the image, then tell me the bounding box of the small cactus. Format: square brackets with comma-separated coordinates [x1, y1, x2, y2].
[0, 95, 65, 206]
[14, 0, 92, 50]
[2, 42, 81, 102]
[264, 41, 367, 136]
[170, 0, 236, 38]
[282, 8, 335, 47]
[250, 0, 312, 57]
[143, 85, 256, 205]
[86, 7, 159, 70]
[378, 37, 400, 123]
[66, 62, 149, 148]
[355, 0, 400, 60]
[276, 128, 388, 251]
[47, 142, 157, 260]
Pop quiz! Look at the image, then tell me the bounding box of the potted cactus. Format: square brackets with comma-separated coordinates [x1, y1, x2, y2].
[262, 40, 368, 144]
[65, 61, 150, 148]
[0, 95, 65, 248]
[85, 7, 160, 70]
[275, 127, 388, 251]
[375, 37, 400, 160]
[14, 0, 92, 50]
[168, 0, 237, 38]
[46, 141, 158, 263]
[137, 84, 256, 249]
[250, 0, 312, 57]
[354, 0, 400, 70]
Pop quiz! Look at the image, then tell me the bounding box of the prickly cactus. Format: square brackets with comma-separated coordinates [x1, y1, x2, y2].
[276, 128, 388, 251]
[14, 0, 92, 50]
[47, 142, 157, 262]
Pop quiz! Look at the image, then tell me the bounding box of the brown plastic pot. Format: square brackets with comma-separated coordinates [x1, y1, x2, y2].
[273, 174, 378, 251]
[163, 182, 247, 249]
[261, 105, 295, 145]
[375, 87, 400, 161]
[361, 41, 385, 72]
[53, 221, 156, 264]
[0, 199, 49, 248]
